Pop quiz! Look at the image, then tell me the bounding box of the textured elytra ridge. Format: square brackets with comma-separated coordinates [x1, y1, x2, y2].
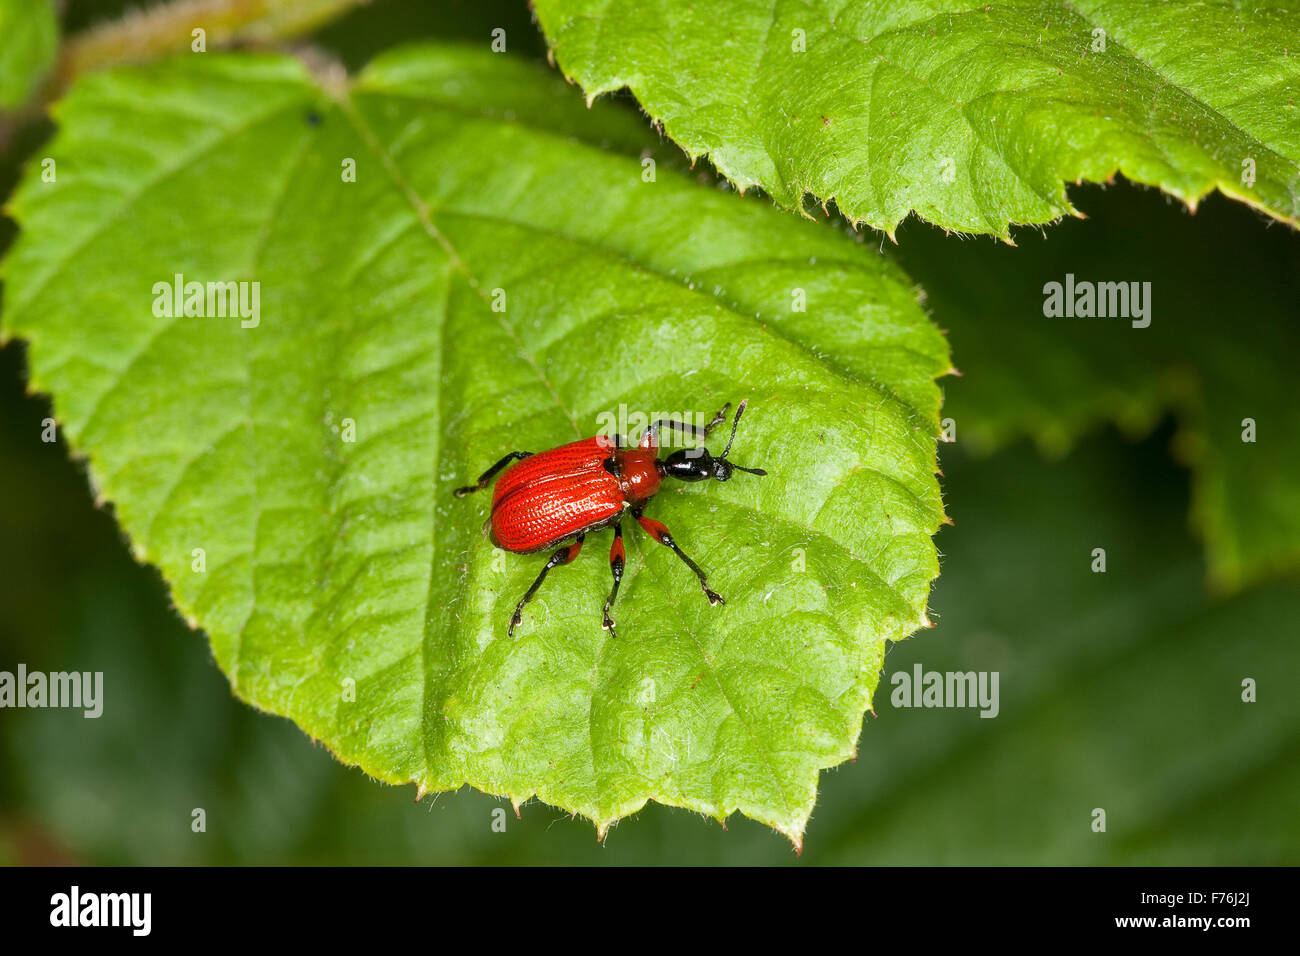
[1, 46, 949, 845]
[534, 0, 1300, 238]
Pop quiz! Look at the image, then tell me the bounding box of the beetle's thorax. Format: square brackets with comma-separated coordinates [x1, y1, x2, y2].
[613, 447, 661, 503]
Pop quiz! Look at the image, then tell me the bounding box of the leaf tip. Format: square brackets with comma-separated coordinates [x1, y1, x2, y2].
[783, 826, 805, 855]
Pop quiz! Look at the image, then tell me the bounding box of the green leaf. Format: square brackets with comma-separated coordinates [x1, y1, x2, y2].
[892, 183, 1300, 592]
[1, 46, 949, 844]
[533, 0, 1300, 238]
[0, 0, 57, 110]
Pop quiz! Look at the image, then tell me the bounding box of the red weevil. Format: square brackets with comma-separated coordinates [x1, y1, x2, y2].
[454, 400, 767, 637]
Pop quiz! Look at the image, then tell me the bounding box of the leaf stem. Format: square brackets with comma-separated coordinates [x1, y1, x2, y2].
[1, 0, 368, 150]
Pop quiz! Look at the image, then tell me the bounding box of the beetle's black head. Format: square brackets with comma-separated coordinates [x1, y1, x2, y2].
[660, 399, 767, 484]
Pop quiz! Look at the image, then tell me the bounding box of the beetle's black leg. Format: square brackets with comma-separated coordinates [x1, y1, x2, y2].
[454, 451, 533, 497]
[509, 534, 584, 637]
[643, 404, 730, 447]
[633, 507, 723, 606]
[602, 523, 625, 637]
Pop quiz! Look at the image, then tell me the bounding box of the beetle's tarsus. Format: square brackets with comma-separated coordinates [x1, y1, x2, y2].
[703, 403, 731, 436]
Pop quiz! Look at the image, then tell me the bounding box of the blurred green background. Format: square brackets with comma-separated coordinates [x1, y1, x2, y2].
[1, 0, 1297, 864]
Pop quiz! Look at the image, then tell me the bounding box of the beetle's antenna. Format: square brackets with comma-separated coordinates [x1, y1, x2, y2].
[717, 399, 767, 476]
[719, 398, 749, 459]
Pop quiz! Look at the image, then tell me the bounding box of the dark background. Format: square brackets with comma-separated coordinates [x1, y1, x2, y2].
[1, 0, 1296, 864]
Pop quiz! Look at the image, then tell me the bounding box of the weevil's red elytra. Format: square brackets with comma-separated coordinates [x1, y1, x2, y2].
[454, 400, 767, 638]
